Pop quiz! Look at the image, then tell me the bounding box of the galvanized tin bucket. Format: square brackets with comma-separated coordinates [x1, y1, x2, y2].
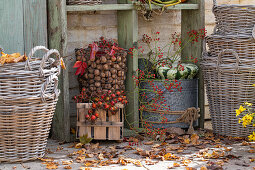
[140, 79, 198, 129]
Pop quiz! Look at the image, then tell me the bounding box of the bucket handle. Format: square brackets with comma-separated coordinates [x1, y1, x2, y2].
[217, 49, 240, 73]
[40, 49, 61, 102]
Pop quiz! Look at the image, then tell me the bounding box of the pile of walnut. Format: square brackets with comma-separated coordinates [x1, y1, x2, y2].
[75, 40, 127, 94]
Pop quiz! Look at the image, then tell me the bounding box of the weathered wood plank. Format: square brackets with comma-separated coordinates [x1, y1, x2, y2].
[117, 0, 139, 129]
[0, 0, 24, 54]
[181, 0, 205, 128]
[47, 0, 70, 142]
[23, 0, 47, 55]
[66, 4, 199, 12]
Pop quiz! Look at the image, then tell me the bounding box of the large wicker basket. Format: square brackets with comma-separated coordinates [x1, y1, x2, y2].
[201, 50, 255, 137]
[67, 0, 102, 5]
[0, 46, 61, 162]
[213, 0, 255, 36]
[206, 33, 255, 64]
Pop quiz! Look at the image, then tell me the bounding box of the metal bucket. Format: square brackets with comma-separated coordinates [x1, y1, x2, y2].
[140, 79, 198, 129]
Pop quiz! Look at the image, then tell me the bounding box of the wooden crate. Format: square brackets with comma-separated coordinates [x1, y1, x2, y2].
[76, 103, 124, 140]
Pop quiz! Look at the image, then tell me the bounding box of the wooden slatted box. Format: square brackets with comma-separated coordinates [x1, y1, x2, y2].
[76, 103, 124, 140]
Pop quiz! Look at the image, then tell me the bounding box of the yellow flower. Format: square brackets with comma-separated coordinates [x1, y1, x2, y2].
[238, 118, 242, 124]
[244, 102, 252, 106]
[236, 105, 246, 117]
[252, 84, 255, 87]
[242, 114, 253, 127]
[248, 131, 255, 141]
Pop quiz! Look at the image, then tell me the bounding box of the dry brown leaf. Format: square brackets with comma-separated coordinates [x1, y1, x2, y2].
[60, 57, 66, 70]
[71, 128, 76, 134]
[86, 154, 94, 158]
[185, 167, 196, 170]
[181, 159, 191, 166]
[144, 141, 154, 145]
[128, 137, 139, 143]
[75, 143, 83, 149]
[46, 162, 58, 169]
[76, 156, 86, 163]
[98, 153, 104, 160]
[191, 134, 200, 145]
[64, 166, 72, 169]
[39, 158, 54, 162]
[152, 144, 161, 148]
[164, 153, 179, 160]
[91, 143, 100, 150]
[242, 141, 250, 146]
[133, 160, 143, 167]
[248, 149, 255, 153]
[173, 163, 180, 167]
[177, 150, 184, 153]
[62, 160, 73, 165]
[79, 167, 92, 170]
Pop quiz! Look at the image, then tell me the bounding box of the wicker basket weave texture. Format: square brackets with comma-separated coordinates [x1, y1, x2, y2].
[206, 33, 255, 64]
[0, 46, 61, 162]
[201, 50, 255, 137]
[67, 0, 102, 5]
[213, 0, 255, 36]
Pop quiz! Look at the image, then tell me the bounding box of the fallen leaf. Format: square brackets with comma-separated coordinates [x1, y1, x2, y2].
[46, 162, 58, 169]
[241, 141, 250, 146]
[144, 141, 154, 145]
[152, 144, 161, 148]
[173, 163, 180, 167]
[62, 160, 73, 165]
[86, 154, 94, 158]
[185, 167, 196, 170]
[75, 143, 83, 149]
[64, 166, 72, 169]
[191, 134, 200, 145]
[79, 167, 92, 170]
[249, 149, 255, 153]
[133, 160, 143, 167]
[200, 166, 208, 170]
[98, 153, 104, 160]
[128, 137, 139, 143]
[39, 158, 54, 162]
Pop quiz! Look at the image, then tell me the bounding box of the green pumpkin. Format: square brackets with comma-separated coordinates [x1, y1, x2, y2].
[177, 64, 190, 79]
[157, 66, 170, 80]
[186, 63, 199, 79]
[166, 67, 178, 80]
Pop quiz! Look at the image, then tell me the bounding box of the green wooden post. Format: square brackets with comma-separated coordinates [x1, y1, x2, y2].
[23, 0, 47, 54]
[47, 0, 70, 142]
[181, 0, 205, 128]
[117, 0, 139, 129]
[0, 0, 24, 54]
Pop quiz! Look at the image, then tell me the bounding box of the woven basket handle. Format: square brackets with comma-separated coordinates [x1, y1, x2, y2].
[217, 49, 240, 73]
[25, 46, 49, 70]
[40, 49, 61, 102]
[202, 39, 208, 60]
[212, 0, 217, 10]
[39, 49, 61, 77]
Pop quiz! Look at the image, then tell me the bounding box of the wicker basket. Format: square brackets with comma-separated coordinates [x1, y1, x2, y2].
[201, 50, 255, 137]
[0, 46, 61, 162]
[213, 0, 255, 36]
[67, 0, 102, 5]
[206, 33, 255, 64]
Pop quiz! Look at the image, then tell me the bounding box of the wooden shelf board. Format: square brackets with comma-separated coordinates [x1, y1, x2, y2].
[66, 3, 199, 12]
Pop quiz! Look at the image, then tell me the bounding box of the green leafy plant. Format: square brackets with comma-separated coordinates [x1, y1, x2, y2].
[79, 134, 93, 145]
